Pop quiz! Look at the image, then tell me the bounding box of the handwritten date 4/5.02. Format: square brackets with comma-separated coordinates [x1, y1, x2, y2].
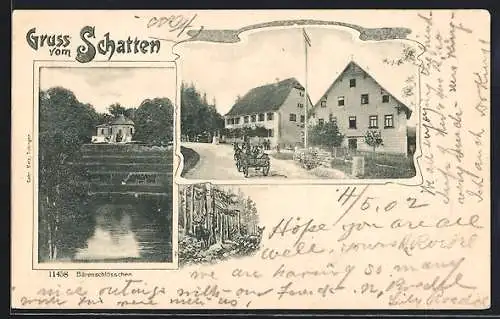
[336, 187, 429, 213]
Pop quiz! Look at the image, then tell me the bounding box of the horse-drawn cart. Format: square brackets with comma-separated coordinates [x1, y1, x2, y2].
[239, 152, 270, 178]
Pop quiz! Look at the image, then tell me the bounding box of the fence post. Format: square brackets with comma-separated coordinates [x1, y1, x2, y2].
[352, 156, 365, 177]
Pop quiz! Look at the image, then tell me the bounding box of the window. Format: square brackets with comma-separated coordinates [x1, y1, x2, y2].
[369, 115, 378, 128]
[349, 116, 357, 129]
[300, 115, 305, 123]
[329, 114, 337, 124]
[318, 118, 325, 126]
[289, 113, 297, 122]
[234, 118, 240, 124]
[382, 95, 390, 103]
[244, 116, 249, 123]
[338, 96, 345, 106]
[298, 103, 304, 108]
[267, 112, 274, 120]
[130, 128, 133, 134]
[227, 119, 232, 125]
[268, 129, 274, 137]
[101, 129, 105, 134]
[251, 115, 256, 122]
[321, 100, 327, 108]
[299, 91, 304, 97]
[350, 79, 356, 87]
[258, 113, 265, 121]
[361, 94, 369, 104]
[384, 114, 394, 128]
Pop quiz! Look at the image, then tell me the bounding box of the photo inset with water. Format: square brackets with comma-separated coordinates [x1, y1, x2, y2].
[37, 65, 175, 264]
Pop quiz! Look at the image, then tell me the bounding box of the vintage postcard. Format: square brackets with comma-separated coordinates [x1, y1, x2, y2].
[11, 10, 490, 310]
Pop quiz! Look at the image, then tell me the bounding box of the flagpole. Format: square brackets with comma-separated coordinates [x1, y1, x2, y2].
[303, 29, 308, 149]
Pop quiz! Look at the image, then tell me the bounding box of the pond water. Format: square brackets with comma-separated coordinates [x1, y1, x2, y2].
[73, 200, 172, 262]
[38, 197, 172, 263]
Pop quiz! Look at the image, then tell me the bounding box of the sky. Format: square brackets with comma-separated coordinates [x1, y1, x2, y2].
[177, 26, 419, 122]
[40, 67, 177, 113]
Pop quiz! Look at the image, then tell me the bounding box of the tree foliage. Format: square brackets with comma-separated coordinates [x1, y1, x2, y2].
[308, 120, 344, 150]
[38, 87, 100, 260]
[178, 184, 262, 265]
[107, 103, 136, 119]
[364, 129, 384, 152]
[181, 82, 224, 139]
[133, 97, 174, 145]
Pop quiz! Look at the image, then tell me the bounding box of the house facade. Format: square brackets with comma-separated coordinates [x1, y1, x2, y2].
[224, 78, 313, 148]
[93, 114, 135, 143]
[312, 61, 412, 155]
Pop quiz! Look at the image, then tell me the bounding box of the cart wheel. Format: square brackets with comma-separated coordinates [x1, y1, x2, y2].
[263, 164, 270, 176]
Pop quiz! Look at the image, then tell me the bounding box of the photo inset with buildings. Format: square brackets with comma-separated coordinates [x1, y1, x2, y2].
[178, 27, 419, 180]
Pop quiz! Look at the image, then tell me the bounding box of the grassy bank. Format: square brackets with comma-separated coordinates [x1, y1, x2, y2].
[180, 146, 200, 177]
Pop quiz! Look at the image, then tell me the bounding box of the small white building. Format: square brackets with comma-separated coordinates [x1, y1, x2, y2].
[92, 114, 135, 143]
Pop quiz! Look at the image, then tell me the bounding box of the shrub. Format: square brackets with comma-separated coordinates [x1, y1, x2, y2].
[178, 235, 204, 265]
[308, 121, 344, 149]
[364, 130, 384, 153]
[233, 234, 262, 256]
[295, 149, 321, 170]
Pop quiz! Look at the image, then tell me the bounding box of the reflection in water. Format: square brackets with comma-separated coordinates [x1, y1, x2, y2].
[73, 200, 172, 262]
[75, 205, 141, 260]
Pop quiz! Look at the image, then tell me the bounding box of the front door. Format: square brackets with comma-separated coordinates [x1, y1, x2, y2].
[348, 138, 357, 151]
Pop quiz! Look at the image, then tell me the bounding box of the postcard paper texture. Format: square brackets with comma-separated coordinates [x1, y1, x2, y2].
[11, 10, 490, 310]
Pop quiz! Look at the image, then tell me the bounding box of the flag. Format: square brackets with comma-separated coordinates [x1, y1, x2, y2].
[303, 28, 311, 47]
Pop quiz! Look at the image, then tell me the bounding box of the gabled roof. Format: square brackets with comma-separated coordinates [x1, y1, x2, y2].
[225, 78, 312, 117]
[313, 61, 412, 119]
